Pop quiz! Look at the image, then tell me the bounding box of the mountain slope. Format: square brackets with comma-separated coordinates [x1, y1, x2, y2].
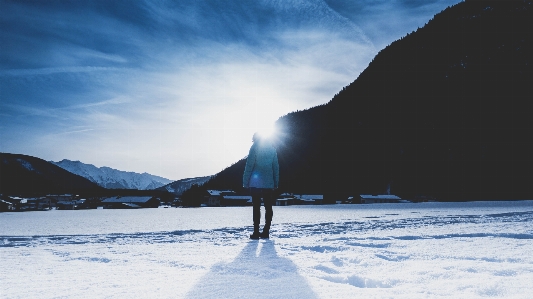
[204, 0, 533, 201]
[51, 159, 172, 190]
[157, 176, 212, 196]
[324, 0, 533, 200]
[0, 153, 103, 196]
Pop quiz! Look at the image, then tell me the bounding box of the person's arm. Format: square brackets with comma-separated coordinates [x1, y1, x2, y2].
[272, 151, 279, 189]
[242, 144, 257, 188]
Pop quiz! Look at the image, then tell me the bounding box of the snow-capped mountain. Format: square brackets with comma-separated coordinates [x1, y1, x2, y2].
[51, 159, 173, 190]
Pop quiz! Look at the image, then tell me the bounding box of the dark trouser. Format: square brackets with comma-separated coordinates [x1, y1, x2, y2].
[251, 188, 275, 233]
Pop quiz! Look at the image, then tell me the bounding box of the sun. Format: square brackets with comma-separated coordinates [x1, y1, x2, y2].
[257, 125, 277, 140]
[254, 122, 284, 147]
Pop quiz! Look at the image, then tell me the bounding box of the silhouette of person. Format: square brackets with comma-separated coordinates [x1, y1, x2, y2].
[243, 132, 279, 239]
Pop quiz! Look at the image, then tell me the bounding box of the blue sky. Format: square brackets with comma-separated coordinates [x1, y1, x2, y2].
[0, 0, 461, 180]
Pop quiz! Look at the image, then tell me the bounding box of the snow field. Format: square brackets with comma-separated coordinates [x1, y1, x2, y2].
[1, 201, 532, 298]
[279, 221, 532, 298]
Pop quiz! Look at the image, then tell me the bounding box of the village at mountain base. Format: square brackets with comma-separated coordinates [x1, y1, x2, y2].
[0, 191, 436, 212]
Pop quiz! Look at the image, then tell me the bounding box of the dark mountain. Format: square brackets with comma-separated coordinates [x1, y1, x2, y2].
[204, 0, 533, 201]
[0, 153, 103, 196]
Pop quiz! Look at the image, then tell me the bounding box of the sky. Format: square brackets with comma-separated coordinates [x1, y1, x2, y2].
[0, 0, 462, 181]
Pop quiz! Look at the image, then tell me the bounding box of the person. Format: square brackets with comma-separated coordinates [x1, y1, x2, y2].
[243, 132, 279, 239]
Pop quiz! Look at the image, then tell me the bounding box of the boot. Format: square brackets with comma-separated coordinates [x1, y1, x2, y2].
[250, 224, 260, 239]
[260, 222, 270, 239]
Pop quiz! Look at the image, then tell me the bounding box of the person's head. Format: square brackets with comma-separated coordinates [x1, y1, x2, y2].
[252, 132, 272, 146]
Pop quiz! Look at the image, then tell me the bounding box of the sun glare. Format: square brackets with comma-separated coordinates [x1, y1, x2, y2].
[257, 126, 277, 140]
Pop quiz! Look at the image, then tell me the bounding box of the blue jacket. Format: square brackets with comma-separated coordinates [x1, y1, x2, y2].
[243, 141, 279, 189]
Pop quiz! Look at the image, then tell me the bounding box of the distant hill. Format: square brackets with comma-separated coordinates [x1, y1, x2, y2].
[51, 159, 172, 190]
[204, 0, 533, 201]
[157, 176, 212, 196]
[0, 153, 103, 196]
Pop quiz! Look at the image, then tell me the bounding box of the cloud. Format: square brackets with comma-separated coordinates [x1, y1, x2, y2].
[0, 66, 124, 76]
[0, 0, 462, 180]
[324, 0, 460, 49]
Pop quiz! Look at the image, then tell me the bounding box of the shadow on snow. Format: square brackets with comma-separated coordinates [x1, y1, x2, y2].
[185, 240, 318, 299]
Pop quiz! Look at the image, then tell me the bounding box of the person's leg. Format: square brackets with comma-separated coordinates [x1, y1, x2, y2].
[250, 188, 261, 239]
[261, 189, 274, 238]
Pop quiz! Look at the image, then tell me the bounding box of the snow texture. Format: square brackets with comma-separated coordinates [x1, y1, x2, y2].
[16, 159, 35, 171]
[51, 159, 172, 190]
[1, 201, 532, 298]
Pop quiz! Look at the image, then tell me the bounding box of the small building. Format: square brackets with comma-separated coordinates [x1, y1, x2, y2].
[275, 198, 291, 206]
[276, 193, 295, 206]
[0, 199, 14, 212]
[33, 197, 52, 210]
[206, 196, 221, 207]
[294, 194, 323, 205]
[206, 190, 235, 207]
[359, 194, 410, 204]
[46, 194, 76, 202]
[101, 196, 160, 209]
[345, 196, 355, 204]
[8, 197, 52, 211]
[4, 197, 24, 211]
[221, 195, 252, 207]
[56, 199, 94, 210]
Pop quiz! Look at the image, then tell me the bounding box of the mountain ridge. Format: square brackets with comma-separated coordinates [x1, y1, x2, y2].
[0, 153, 103, 196]
[50, 159, 173, 190]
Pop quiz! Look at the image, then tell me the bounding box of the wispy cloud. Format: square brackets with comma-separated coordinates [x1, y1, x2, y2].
[0, 66, 125, 76]
[0, 0, 462, 179]
[46, 128, 96, 137]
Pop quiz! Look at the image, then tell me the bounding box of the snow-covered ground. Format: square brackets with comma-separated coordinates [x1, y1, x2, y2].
[1, 201, 532, 298]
